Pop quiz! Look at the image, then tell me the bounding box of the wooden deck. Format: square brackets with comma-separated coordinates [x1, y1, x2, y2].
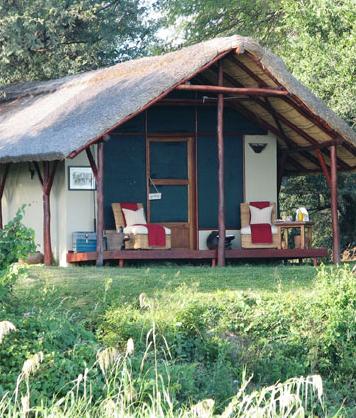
[67, 247, 328, 267]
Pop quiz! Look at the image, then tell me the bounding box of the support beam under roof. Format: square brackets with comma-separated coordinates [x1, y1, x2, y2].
[176, 84, 288, 96]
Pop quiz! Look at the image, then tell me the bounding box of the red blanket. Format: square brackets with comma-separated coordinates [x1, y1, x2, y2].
[120, 203, 166, 247]
[250, 223, 272, 244]
[249, 201, 272, 244]
[135, 224, 166, 247]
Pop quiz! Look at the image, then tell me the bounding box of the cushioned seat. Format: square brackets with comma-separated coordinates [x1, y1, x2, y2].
[124, 225, 172, 235]
[112, 203, 172, 250]
[240, 202, 279, 249]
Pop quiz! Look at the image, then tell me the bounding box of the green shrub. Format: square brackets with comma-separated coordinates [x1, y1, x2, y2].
[0, 312, 102, 403]
[0, 206, 36, 271]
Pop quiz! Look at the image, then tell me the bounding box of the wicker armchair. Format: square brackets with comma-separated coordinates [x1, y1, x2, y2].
[112, 203, 171, 250]
[240, 202, 279, 249]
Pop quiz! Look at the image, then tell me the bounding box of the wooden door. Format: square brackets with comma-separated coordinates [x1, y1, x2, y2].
[147, 137, 196, 249]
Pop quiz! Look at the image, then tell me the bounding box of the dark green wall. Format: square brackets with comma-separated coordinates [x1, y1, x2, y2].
[197, 135, 243, 229]
[104, 135, 146, 230]
[104, 106, 265, 230]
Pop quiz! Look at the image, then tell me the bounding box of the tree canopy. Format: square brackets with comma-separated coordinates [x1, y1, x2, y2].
[0, 0, 157, 84]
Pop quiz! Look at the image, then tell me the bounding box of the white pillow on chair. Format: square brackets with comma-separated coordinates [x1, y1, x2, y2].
[249, 205, 273, 224]
[122, 207, 147, 227]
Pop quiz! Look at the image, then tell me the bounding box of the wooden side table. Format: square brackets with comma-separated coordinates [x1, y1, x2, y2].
[275, 221, 313, 250]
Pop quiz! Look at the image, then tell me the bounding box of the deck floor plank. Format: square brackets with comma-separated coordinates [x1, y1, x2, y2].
[67, 248, 328, 264]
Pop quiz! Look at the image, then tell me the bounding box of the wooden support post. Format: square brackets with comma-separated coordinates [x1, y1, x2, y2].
[35, 161, 57, 266]
[85, 148, 98, 180]
[330, 145, 340, 264]
[217, 61, 226, 267]
[96, 142, 104, 267]
[315, 149, 331, 188]
[0, 164, 10, 229]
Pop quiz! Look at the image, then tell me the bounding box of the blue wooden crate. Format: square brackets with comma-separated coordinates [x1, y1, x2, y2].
[73, 232, 97, 253]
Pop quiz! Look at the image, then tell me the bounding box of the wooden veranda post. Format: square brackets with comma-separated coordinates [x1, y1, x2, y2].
[34, 161, 58, 266]
[217, 61, 226, 266]
[330, 145, 340, 264]
[96, 142, 104, 267]
[0, 164, 10, 229]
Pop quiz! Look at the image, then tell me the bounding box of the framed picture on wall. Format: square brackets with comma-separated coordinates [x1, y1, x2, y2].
[68, 166, 96, 191]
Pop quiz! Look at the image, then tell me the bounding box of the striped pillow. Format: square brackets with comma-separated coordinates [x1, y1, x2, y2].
[249, 205, 273, 225]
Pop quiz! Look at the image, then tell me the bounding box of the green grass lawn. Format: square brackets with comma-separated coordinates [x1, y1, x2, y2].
[5, 263, 355, 416]
[14, 263, 317, 319]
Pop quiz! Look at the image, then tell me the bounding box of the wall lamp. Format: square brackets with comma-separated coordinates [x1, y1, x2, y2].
[249, 143, 268, 154]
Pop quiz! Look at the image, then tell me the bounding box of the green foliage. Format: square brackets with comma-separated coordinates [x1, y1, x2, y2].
[1, 264, 354, 414]
[158, 0, 283, 48]
[279, 0, 356, 125]
[0, 0, 158, 85]
[0, 348, 327, 417]
[0, 306, 101, 403]
[0, 264, 27, 303]
[99, 265, 355, 412]
[280, 173, 356, 249]
[0, 207, 36, 271]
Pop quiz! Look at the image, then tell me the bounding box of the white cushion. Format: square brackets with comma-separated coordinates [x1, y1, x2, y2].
[241, 225, 278, 235]
[249, 205, 273, 225]
[124, 225, 171, 235]
[122, 207, 146, 227]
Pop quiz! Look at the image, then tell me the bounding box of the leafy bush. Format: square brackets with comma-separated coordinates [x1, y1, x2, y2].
[0, 311, 101, 403]
[0, 207, 36, 271]
[0, 264, 27, 303]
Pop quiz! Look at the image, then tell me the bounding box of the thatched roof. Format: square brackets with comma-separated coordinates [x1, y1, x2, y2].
[0, 35, 355, 172]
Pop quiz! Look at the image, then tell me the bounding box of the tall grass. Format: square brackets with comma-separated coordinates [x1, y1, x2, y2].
[0, 324, 328, 417]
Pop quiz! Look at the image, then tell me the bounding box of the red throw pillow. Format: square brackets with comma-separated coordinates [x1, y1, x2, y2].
[250, 201, 270, 209]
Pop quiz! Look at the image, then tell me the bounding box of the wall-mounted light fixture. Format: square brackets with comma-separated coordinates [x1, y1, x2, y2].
[249, 143, 268, 154]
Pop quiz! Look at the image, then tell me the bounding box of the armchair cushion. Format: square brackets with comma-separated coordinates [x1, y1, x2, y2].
[249, 205, 273, 225]
[124, 225, 171, 235]
[122, 207, 147, 227]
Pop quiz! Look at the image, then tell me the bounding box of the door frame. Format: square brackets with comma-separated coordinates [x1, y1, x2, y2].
[146, 136, 197, 249]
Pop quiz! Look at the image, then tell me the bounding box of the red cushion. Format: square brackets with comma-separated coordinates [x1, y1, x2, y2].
[250, 201, 270, 209]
